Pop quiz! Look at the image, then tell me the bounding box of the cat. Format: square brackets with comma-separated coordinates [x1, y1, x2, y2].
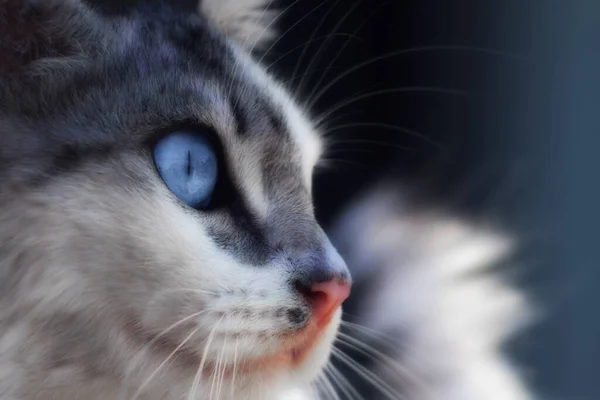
[0, 0, 534, 399]
[0, 0, 351, 399]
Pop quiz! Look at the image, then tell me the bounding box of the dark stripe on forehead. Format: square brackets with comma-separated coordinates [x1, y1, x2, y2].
[228, 79, 287, 137]
[228, 95, 248, 136]
[262, 97, 286, 136]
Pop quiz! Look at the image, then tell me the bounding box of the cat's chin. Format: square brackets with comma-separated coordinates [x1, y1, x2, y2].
[238, 307, 341, 379]
[288, 307, 342, 380]
[201, 307, 340, 383]
[139, 307, 341, 392]
[226, 308, 342, 399]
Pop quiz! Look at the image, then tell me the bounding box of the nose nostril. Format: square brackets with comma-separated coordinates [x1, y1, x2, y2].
[294, 279, 352, 328]
[305, 288, 329, 311]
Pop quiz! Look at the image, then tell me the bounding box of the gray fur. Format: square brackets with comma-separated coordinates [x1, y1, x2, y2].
[0, 1, 533, 399]
[0, 1, 346, 399]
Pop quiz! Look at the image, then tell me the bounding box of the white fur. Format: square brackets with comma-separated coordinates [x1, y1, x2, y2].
[328, 186, 534, 400]
[200, 0, 278, 50]
[0, 25, 335, 400]
[0, 151, 337, 400]
[0, 1, 535, 399]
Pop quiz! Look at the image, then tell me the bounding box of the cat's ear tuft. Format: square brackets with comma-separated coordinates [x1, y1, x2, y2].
[0, 0, 96, 73]
[199, 0, 277, 51]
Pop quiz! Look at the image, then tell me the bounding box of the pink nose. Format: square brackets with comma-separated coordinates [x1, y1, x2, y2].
[305, 280, 352, 328]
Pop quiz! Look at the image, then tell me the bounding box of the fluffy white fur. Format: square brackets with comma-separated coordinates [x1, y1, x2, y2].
[326, 185, 534, 400]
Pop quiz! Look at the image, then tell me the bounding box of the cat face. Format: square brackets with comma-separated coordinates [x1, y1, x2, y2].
[0, 1, 350, 399]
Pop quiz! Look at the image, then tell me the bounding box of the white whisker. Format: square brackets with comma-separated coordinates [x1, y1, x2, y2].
[215, 337, 228, 400]
[230, 337, 239, 398]
[266, 33, 362, 72]
[189, 317, 224, 400]
[156, 287, 217, 296]
[130, 326, 200, 400]
[315, 87, 467, 127]
[331, 347, 406, 400]
[292, 0, 347, 97]
[256, 0, 333, 66]
[309, 45, 524, 108]
[121, 309, 214, 400]
[325, 363, 363, 400]
[318, 371, 339, 400]
[324, 122, 439, 147]
[208, 342, 221, 400]
[340, 320, 400, 347]
[336, 332, 428, 393]
[296, 0, 364, 98]
[306, 1, 386, 104]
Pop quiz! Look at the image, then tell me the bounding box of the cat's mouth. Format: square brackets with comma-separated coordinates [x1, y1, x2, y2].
[132, 307, 341, 380]
[200, 308, 341, 379]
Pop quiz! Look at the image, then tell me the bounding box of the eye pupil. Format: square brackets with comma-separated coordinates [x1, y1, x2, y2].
[153, 130, 218, 209]
[186, 150, 192, 175]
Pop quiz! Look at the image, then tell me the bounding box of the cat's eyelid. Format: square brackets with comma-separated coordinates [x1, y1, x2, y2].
[144, 120, 220, 149]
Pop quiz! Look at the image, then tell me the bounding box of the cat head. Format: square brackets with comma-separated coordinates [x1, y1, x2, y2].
[0, 1, 350, 399]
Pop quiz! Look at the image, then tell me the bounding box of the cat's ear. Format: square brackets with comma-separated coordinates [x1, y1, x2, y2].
[0, 0, 96, 73]
[198, 0, 277, 51]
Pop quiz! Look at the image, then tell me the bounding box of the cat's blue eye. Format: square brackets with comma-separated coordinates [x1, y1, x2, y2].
[153, 130, 218, 209]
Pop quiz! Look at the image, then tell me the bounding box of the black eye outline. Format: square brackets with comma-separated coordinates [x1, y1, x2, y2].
[147, 122, 236, 211]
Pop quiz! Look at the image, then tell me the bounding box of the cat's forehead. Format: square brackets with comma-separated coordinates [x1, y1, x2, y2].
[1, 3, 323, 240]
[110, 11, 323, 204]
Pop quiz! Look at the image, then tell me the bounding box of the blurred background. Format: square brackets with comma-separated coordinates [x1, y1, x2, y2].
[263, 0, 600, 399]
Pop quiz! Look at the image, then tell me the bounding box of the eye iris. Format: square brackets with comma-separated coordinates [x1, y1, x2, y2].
[153, 130, 218, 209]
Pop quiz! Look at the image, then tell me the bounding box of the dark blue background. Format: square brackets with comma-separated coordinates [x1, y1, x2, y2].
[272, 1, 600, 398]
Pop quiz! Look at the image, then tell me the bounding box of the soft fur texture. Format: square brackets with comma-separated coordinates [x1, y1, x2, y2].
[199, 0, 277, 50]
[327, 183, 533, 400]
[0, 1, 534, 399]
[0, 1, 350, 399]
